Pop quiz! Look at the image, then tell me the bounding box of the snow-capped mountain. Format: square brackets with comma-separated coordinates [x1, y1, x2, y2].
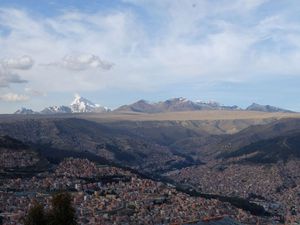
[195, 100, 240, 110]
[13, 97, 294, 115]
[195, 100, 220, 107]
[70, 94, 109, 113]
[40, 105, 72, 114]
[14, 107, 38, 115]
[115, 97, 240, 113]
[158, 97, 200, 111]
[14, 95, 110, 114]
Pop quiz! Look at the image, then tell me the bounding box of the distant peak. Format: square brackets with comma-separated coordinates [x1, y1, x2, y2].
[70, 94, 109, 113]
[136, 99, 149, 104]
[71, 94, 91, 105]
[246, 103, 294, 113]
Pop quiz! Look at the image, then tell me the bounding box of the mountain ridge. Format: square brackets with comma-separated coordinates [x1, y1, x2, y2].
[15, 95, 110, 115]
[246, 103, 294, 113]
[115, 98, 293, 114]
[13, 96, 295, 114]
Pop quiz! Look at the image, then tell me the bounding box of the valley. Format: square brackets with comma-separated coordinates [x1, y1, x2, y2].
[0, 110, 300, 224]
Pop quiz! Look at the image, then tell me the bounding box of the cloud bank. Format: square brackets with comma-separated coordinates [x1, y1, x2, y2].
[1, 0, 300, 107]
[0, 55, 33, 102]
[0, 68, 28, 88]
[1, 55, 34, 70]
[0, 92, 29, 102]
[46, 54, 114, 71]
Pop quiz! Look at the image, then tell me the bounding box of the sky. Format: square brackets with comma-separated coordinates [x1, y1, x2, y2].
[1, 0, 300, 113]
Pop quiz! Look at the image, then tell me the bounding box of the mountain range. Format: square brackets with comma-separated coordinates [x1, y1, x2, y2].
[15, 95, 110, 114]
[1, 114, 300, 173]
[14, 96, 295, 114]
[115, 98, 240, 113]
[246, 103, 294, 113]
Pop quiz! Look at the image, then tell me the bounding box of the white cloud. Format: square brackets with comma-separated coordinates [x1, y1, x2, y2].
[45, 54, 114, 71]
[0, 1, 299, 95]
[0, 65, 27, 87]
[0, 92, 29, 102]
[1, 55, 34, 70]
[0, 55, 33, 88]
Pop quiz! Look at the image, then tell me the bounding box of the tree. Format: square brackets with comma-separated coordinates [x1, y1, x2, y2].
[48, 192, 77, 225]
[23, 202, 47, 225]
[23, 192, 77, 225]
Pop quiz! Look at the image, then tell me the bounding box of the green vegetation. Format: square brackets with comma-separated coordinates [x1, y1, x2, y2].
[23, 202, 47, 225]
[23, 192, 77, 225]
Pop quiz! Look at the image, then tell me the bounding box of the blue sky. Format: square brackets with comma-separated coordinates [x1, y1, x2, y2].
[1, 0, 300, 113]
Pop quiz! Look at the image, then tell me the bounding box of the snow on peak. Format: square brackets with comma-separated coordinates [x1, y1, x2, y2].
[70, 94, 109, 113]
[166, 97, 189, 103]
[40, 105, 72, 114]
[195, 100, 220, 106]
[178, 97, 188, 102]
